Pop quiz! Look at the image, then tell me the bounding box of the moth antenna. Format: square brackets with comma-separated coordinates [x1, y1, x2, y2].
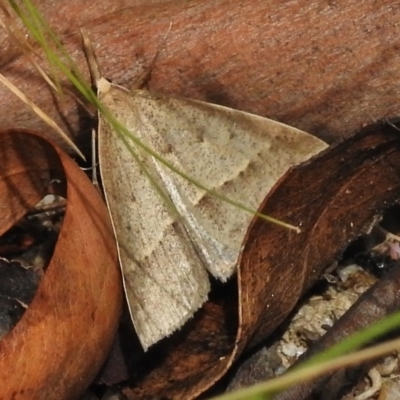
[80, 28, 103, 189]
[80, 28, 102, 86]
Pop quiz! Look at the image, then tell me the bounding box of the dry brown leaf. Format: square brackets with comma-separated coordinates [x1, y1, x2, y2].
[0, 129, 122, 400]
[0, 1, 398, 147]
[237, 121, 400, 353]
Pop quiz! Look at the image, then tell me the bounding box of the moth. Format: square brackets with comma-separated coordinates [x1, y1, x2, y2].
[83, 34, 328, 351]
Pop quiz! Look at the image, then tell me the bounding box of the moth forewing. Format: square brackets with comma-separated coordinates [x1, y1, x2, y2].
[97, 82, 211, 351]
[94, 55, 327, 350]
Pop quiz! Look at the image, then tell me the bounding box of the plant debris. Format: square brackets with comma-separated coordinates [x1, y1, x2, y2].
[0, 194, 63, 340]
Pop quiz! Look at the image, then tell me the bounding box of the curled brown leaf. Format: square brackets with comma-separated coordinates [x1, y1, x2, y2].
[0, 129, 122, 400]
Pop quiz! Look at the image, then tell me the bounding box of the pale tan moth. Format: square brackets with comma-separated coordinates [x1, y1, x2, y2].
[82, 32, 328, 351]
